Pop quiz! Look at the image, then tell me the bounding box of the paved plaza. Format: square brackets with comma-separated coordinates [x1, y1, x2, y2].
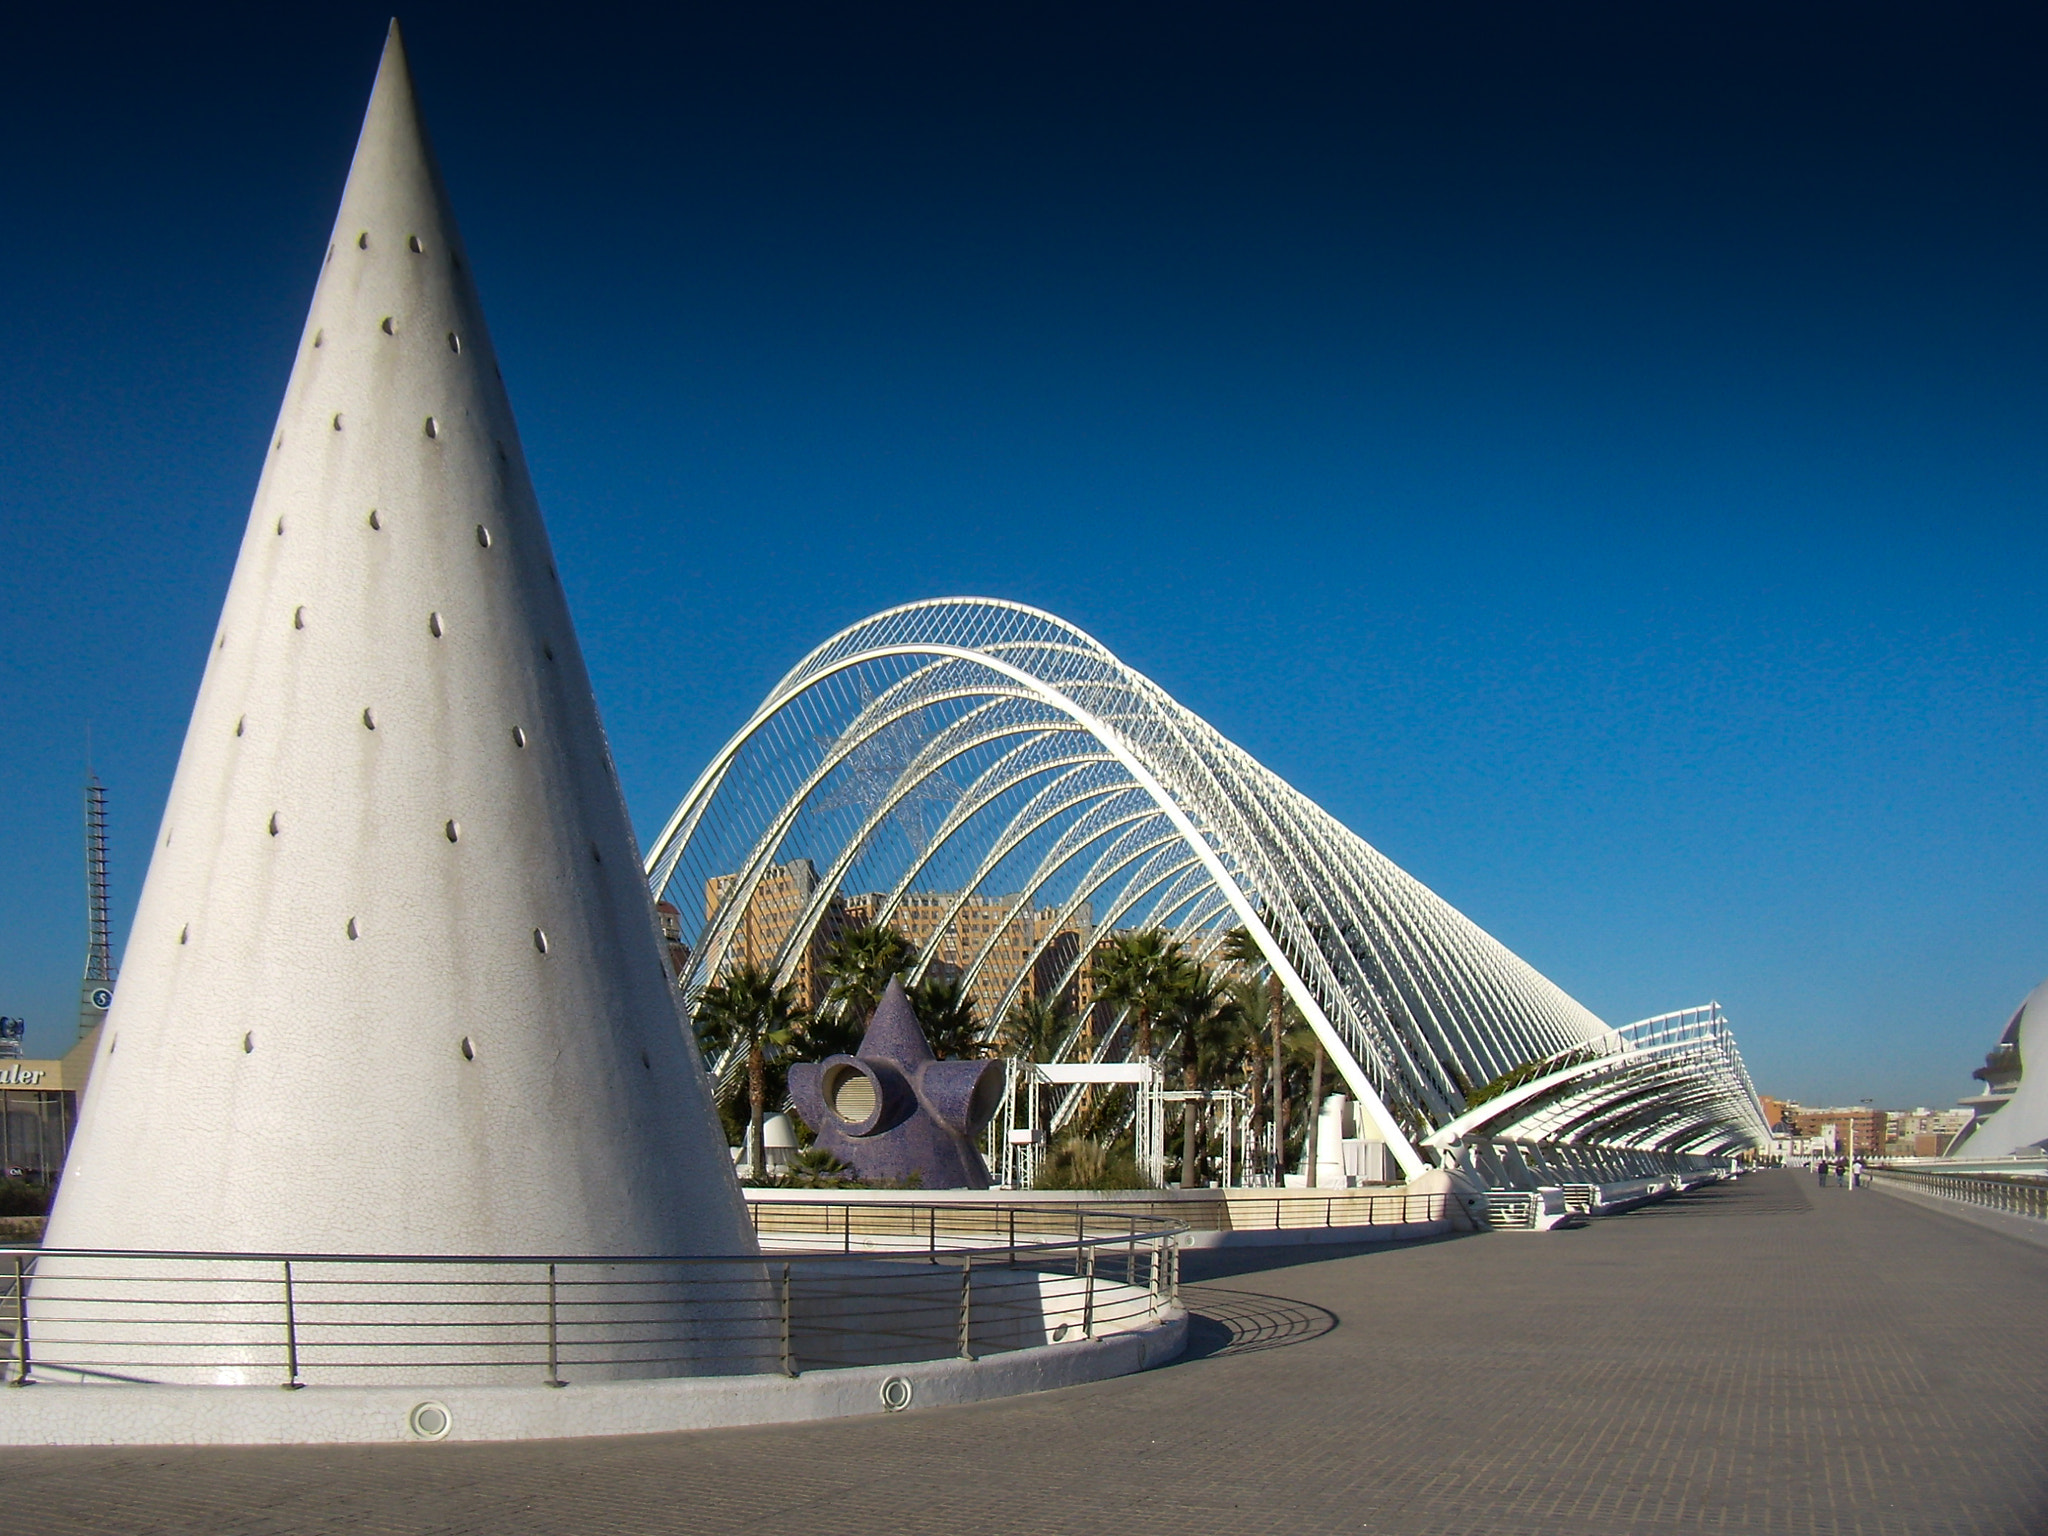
[5, 1171, 2043, 1536]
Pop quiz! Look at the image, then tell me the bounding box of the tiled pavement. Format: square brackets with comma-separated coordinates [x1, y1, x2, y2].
[4, 1169, 2043, 1536]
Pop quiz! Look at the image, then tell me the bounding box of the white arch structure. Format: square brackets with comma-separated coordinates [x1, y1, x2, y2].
[645, 599, 1770, 1179]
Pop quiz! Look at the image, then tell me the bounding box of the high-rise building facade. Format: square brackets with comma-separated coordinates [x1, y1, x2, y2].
[704, 868, 1094, 1030]
[704, 859, 848, 1013]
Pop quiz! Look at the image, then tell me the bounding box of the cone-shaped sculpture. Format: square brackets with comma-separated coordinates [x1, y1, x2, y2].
[39, 25, 758, 1380]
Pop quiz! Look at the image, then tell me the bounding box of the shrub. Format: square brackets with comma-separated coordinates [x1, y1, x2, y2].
[1035, 1138, 1152, 1191]
[0, 1180, 51, 1218]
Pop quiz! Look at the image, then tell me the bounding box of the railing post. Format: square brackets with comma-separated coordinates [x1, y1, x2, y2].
[779, 1262, 796, 1377]
[9, 1255, 28, 1387]
[1082, 1242, 1096, 1340]
[958, 1255, 973, 1360]
[281, 1260, 302, 1389]
[843, 1202, 851, 1254]
[1008, 1206, 1016, 1267]
[544, 1262, 564, 1387]
[929, 1205, 937, 1264]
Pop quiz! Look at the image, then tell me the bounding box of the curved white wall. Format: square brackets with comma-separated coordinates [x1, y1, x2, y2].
[1967, 977, 2048, 1158]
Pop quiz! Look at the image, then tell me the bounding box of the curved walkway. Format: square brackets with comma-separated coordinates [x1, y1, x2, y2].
[5, 1171, 2045, 1535]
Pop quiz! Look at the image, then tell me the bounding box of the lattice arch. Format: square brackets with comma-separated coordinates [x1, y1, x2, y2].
[644, 599, 1770, 1177]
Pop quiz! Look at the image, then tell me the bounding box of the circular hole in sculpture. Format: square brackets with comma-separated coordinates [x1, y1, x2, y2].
[424, 416, 439, 439]
[879, 1377, 913, 1412]
[511, 725, 526, 748]
[444, 819, 460, 843]
[381, 316, 395, 336]
[448, 332, 461, 354]
[331, 413, 343, 431]
[346, 917, 359, 940]
[825, 1064, 878, 1125]
[533, 928, 549, 954]
[406, 1402, 450, 1440]
[408, 235, 424, 254]
[362, 706, 376, 730]
[356, 231, 368, 249]
[368, 508, 381, 530]
[429, 611, 443, 638]
[476, 524, 491, 549]
[242, 1032, 254, 1054]
[268, 811, 280, 837]
[293, 606, 306, 630]
[460, 1037, 475, 1061]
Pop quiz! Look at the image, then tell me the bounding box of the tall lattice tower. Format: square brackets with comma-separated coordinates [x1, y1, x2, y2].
[78, 775, 115, 1040]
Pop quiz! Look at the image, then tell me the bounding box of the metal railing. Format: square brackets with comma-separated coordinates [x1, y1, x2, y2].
[0, 1208, 1182, 1389]
[747, 1192, 1447, 1245]
[1869, 1166, 2048, 1222]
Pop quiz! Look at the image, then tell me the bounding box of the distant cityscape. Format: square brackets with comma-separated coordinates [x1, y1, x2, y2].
[8, 802, 2033, 1176]
[1759, 1007, 2025, 1160]
[1758, 1098, 1973, 1160]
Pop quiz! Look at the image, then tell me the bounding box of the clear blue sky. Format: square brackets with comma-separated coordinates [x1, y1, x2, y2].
[3, 3, 2043, 1110]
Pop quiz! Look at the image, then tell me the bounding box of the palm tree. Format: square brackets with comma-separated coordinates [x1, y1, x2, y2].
[694, 962, 803, 1177]
[1282, 1019, 1329, 1187]
[1227, 973, 1267, 1175]
[1223, 926, 1287, 1183]
[1091, 930, 1182, 1060]
[1159, 960, 1246, 1188]
[910, 972, 981, 1058]
[997, 994, 1071, 1064]
[822, 921, 916, 1027]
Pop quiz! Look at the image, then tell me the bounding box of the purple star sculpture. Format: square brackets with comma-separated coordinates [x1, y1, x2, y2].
[788, 979, 1005, 1189]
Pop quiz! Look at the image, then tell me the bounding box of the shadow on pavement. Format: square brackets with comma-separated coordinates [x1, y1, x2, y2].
[1178, 1228, 1475, 1284]
[1176, 1284, 1339, 1361]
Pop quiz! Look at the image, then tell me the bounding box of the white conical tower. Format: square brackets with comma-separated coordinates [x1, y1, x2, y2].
[45, 25, 752, 1271]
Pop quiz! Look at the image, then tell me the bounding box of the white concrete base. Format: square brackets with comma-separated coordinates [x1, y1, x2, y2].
[745, 1182, 1456, 1249]
[1178, 1219, 1448, 1249]
[0, 1310, 1185, 1446]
